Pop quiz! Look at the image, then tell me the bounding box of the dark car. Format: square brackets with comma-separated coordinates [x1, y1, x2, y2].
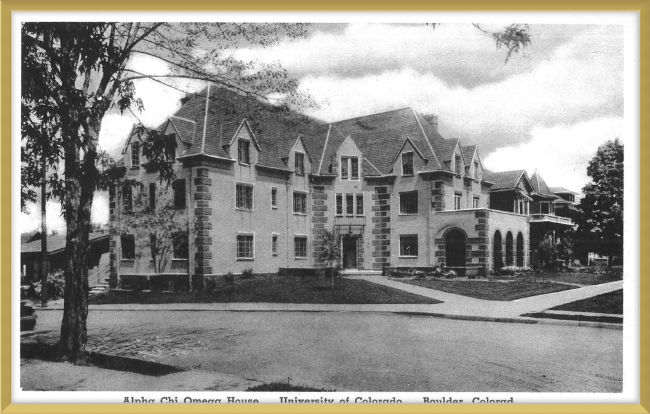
[20, 301, 37, 331]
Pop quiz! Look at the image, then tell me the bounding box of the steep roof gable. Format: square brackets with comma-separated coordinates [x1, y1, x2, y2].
[530, 172, 556, 196]
[484, 169, 531, 191]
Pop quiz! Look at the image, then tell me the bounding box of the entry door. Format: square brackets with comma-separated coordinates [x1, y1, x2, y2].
[342, 237, 357, 269]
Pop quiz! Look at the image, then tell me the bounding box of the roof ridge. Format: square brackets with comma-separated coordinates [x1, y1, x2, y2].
[411, 108, 441, 169]
[331, 107, 413, 125]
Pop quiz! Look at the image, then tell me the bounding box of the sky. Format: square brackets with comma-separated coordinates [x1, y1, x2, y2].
[21, 22, 625, 233]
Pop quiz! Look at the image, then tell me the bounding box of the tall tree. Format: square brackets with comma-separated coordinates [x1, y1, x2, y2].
[21, 22, 312, 362]
[577, 139, 624, 268]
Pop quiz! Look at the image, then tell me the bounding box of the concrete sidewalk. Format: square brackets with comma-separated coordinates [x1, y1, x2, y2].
[33, 277, 623, 329]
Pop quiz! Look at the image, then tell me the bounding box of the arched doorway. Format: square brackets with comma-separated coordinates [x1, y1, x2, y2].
[516, 233, 524, 267]
[493, 231, 503, 270]
[506, 232, 514, 266]
[445, 229, 466, 268]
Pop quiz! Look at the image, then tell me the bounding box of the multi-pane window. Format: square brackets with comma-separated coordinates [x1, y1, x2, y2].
[295, 152, 305, 176]
[272, 234, 278, 256]
[336, 194, 343, 216]
[340, 157, 359, 180]
[123, 184, 133, 213]
[236, 184, 253, 210]
[173, 179, 186, 209]
[149, 183, 156, 210]
[455, 155, 461, 175]
[271, 187, 277, 208]
[236, 234, 254, 259]
[402, 152, 414, 175]
[121, 234, 135, 260]
[293, 192, 307, 214]
[473, 161, 479, 179]
[400, 235, 418, 257]
[131, 142, 140, 167]
[356, 194, 364, 215]
[399, 191, 418, 214]
[294, 237, 307, 258]
[473, 196, 480, 209]
[172, 232, 189, 259]
[346, 194, 354, 216]
[238, 140, 250, 164]
[454, 192, 462, 210]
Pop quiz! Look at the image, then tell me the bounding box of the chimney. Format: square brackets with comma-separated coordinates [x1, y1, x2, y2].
[422, 114, 438, 132]
[180, 92, 194, 106]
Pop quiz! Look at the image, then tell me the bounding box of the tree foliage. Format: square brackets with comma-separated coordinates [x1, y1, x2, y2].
[318, 229, 342, 289]
[576, 139, 624, 267]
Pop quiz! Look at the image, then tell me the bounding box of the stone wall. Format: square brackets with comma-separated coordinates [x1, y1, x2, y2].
[311, 184, 329, 266]
[194, 167, 213, 278]
[371, 186, 391, 269]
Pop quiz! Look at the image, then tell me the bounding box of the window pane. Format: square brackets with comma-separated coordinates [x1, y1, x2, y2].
[131, 142, 139, 167]
[295, 153, 304, 175]
[121, 234, 135, 260]
[172, 232, 188, 259]
[294, 237, 307, 258]
[238, 140, 250, 164]
[454, 193, 461, 210]
[272, 235, 278, 255]
[356, 194, 363, 215]
[237, 235, 254, 258]
[351, 157, 359, 179]
[455, 155, 461, 175]
[336, 194, 343, 215]
[402, 153, 414, 175]
[399, 191, 418, 214]
[346, 194, 354, 215]
[340, 157, 348, 179]
[149, 183, 156, 210]
[174, 179, 186, 209]
[400, 235, 418, 257]
[123, 185, 132, 212]
[271, 188, 277, 207]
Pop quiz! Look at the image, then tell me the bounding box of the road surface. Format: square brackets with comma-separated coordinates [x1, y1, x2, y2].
[28, 310, 622, 392]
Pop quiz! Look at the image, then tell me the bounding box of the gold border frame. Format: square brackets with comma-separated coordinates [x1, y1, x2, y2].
[1, 1, 648, 413]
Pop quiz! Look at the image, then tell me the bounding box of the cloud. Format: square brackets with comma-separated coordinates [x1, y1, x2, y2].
[483, 116, 624, 193]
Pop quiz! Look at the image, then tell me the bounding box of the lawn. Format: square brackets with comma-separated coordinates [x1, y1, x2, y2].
[398, 279, 576, 301]
[550, 289, 623, 314]
[533, 271, 622, 286]
[89, 275, 442, 305]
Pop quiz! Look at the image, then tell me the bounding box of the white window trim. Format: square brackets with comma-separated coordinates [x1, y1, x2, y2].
[292, 190, 308, 215]
[236, 232, 255, 261]
[238, 139, 252, 165]
[401, 151, 414, 176]
[271, 186, 278, 209]
[340, 156, 360, 181]
[399, 234, 419, 258]
[131, 142, 140, 167]
[335, 193, 344, 217]
[293, 235, 308, 259]
[235, 182, 255, 211]
[398, 191, 419, 216]
[356, 193, 365, 217]
[294, 151, 306, 176]
[271, 232, 279, 256]
[454, 192, 462, 210]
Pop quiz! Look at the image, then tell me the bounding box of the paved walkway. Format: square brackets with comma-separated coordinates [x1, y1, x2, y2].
[33, 277, 623, 329]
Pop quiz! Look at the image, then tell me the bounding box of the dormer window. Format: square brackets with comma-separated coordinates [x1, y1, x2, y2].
[295, 152, 305, 176]
[340, 157, 359, 180]
[131, 141, 140, 167]
[238, 140, 250, 164]
[455, 155, 461, 175]
[473, 161, 479, 179]
[402, 152, 414, 176]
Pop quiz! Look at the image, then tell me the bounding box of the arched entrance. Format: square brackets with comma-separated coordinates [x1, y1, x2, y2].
[516, 233, 524, 267]
[493, 231, 503, 270]
[506, 232, 514, 266]
[445, 229, 466, 268]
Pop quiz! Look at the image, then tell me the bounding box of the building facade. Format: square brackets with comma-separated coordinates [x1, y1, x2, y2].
[109, 84, 572, 289]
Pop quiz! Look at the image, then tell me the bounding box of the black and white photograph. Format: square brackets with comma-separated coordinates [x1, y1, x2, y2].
[13, 10, 640, 405]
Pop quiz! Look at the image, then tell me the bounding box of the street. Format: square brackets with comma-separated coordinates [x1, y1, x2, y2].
[27, 309, 622, 392]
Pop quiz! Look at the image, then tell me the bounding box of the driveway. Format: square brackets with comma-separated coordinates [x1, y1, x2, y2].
[26, 309, 622, 392]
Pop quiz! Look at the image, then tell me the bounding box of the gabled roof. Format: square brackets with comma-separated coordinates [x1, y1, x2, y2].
[168, 116, 196, 144]
[433, 139, 460, 169]
[549, 186, 579, 195]
[461, 145, 477, 164]
[21, 233, 109, 255]
[391, 136, 427, 164]
[530, 172, 556, 197]
[483, 169, 529, 191]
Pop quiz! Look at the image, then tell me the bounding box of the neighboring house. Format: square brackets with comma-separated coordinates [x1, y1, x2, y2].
[108, 84, 548, 289]
[20, 232, 110, 287]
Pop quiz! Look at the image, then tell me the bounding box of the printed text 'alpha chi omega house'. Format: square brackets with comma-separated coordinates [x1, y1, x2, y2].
[108, 84, 574, 290]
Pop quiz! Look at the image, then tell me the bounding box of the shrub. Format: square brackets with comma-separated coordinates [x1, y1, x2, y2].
[224, 272, 235, 283]
[241, 268, 254, 279]
[499, 266, 518, 276]
[30, 271, 65, 300]
[205, 277, 218, 292]
[443, 269, 457, 279]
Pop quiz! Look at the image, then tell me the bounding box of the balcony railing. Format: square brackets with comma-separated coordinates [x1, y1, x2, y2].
[333, 216, 366, 235]
[529, 214, 573, 226]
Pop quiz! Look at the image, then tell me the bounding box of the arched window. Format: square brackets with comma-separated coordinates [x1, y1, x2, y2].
[505, 232, 514, 266]
[516, 232, 524, 267]
[493, 231, 503, 270]
[445, 229, 466, 268]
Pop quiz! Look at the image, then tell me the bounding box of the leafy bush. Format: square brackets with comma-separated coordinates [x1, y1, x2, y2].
[205, 277, 218, 292]
[30, 270, 65, 300]
[241, 268, 254, 279]
[224, 272, 235, 283]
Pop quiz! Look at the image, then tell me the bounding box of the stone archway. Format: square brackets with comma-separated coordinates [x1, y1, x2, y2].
[516, 232, 524, 267]
[445, 228, 466, 268]
[505, 232, 514, 266]
[493, 230, 503, 270]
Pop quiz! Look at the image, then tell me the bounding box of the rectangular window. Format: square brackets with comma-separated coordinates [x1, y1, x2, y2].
[336, 194, 343, 216]
[340, 157, 349, 180]
[399, 191, 418, 215]
[121, 234, 135, 260]
[272, 234, 278, 256]
[541, 202, 550, 215]
[173, 179, 186, 209]
[150, 234, 156, 260]
[473, 196, 480, 209]
[295, 152, 305, 176]
[346, 194, 354, 216]
[122, 185, 133, 213]
[351, 157, 359, 180]
[294, 236, 307, 258]
[454, 192, 462, 210]
[402, 152, 414, 175]
[149, 183, 156, 210]
[455, 155, 461, 175]
[356, 194, 364, 216]
[172, 232, 189, 259]
[236, 184, 253, 210]
[238, 140, 250, 164]
[473, 161, 479, 179]
[293, 192, 307, 214]
[400, 235, 418, 257]
[271, 187, 277, 208]
[131, 142, 140, 167]
[236, 234, 254, 259]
